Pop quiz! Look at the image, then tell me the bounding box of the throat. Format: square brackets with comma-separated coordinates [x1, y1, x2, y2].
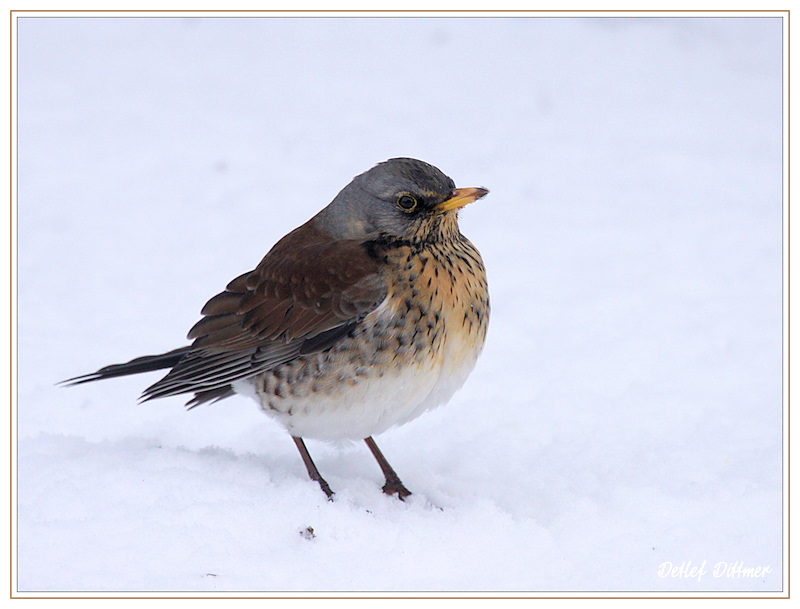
[367, 213, 463, 254]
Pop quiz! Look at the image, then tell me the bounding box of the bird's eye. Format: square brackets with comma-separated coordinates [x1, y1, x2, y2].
[397, 194, 418, 212]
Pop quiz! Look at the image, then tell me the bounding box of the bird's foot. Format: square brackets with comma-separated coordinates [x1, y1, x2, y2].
[317, 479, 335, 501]
[381, 477, 412, 500]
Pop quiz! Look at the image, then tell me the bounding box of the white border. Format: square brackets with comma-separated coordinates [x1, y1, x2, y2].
[7, 8, 790, 601]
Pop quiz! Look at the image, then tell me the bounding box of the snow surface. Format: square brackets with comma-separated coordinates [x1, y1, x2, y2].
[15, 16, 784, 594]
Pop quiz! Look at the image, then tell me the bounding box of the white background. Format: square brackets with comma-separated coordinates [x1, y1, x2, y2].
[15, 15, 784, 593]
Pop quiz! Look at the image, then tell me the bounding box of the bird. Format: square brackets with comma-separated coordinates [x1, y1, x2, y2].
[64, 157, 490, 500]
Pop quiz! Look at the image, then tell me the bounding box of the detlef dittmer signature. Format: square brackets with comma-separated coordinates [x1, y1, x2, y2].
[658, 561, 772, 583]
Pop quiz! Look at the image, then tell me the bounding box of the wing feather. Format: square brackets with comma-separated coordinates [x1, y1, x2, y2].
[143, 220, 386, 403]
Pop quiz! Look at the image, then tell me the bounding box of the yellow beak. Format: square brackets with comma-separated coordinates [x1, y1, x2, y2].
[434, 187, 489, 214]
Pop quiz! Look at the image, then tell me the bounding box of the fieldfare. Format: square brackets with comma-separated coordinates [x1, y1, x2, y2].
[65, 158, 490, 500]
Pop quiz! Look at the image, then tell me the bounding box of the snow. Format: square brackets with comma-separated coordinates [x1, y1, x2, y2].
[15, 15, 784, 595]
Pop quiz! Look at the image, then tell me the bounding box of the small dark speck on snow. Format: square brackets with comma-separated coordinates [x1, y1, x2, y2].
[299, 526, 316, 540]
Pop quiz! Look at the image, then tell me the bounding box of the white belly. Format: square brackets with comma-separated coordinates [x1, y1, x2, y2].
[232, 328, 482, 441]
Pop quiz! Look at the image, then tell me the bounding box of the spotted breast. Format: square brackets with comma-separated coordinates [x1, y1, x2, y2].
[236, 218, 489, 441]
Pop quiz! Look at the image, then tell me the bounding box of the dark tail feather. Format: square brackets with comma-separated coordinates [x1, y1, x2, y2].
[61, 347, 192, 386]
[185, 386, 236, 409]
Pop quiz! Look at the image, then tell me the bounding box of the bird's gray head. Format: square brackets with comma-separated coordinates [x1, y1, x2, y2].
[314, 158, 488, 242]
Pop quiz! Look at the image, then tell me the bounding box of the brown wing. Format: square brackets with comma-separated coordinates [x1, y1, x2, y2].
[142, 220, 386, 404]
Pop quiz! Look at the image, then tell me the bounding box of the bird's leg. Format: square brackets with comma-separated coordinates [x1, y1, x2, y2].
[364, 436, 412, 500]
[292, 436, 334, 500]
